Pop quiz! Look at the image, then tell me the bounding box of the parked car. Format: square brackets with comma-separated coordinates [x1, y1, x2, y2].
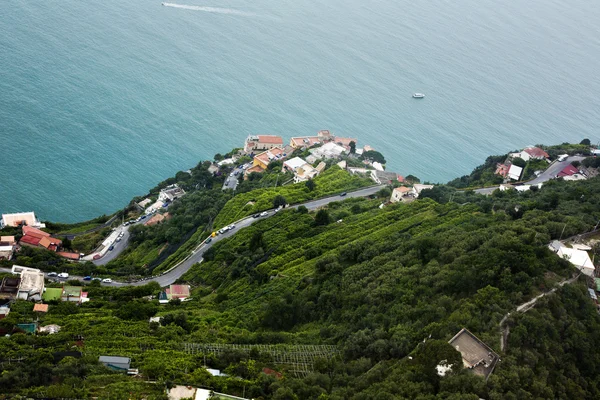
[109, 245, 114, 251]
[140, 215, 147, 220]
[93, 254, 102, 260]
[92, 277, 102, 281]
[252, 214, 260, 218]
[340, 192, 347, 196]
[116, 238, 121, 243]
[83, 276, 92, 281]
[260, 211, 268, 217]
[102, 278, 112, 283]
[228, 224, 235, 230]
[205, 237, 212, 244]
[47, 272, 58, 277]
[58, 273, 69, 279]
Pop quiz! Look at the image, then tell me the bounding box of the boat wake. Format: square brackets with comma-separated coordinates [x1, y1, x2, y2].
[162, 3, 255, 16]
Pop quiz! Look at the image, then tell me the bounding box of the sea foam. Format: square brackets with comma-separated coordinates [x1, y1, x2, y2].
[161, 3, 255, 16]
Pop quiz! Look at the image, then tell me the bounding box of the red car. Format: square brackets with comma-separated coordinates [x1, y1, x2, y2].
[93, 254, 102, 260]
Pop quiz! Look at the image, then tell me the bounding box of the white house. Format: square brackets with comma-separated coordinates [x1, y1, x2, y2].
[1, 212, 45, 229]
[507, 164, 523, 181]
[283, 157, 320, 183]
[549, 241, 595, 277]
[309, 142, 346, 159]
[390, 187, 413, 203]
[412, 184, 435, 198]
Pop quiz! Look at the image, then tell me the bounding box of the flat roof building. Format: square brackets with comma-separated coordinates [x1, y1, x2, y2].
[449, 328, 499, 380]
[1, 212, 45, 229]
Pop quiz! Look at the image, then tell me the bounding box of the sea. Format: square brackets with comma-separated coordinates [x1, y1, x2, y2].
[1, 0, 599, 223]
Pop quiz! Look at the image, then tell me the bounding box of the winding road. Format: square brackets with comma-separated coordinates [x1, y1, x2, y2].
[1, 186, 383, 287]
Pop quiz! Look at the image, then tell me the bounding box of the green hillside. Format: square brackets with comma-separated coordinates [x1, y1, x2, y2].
[4, 153, 600, 398]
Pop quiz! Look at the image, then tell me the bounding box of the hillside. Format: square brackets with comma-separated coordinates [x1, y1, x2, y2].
[3, 172, 600, 398]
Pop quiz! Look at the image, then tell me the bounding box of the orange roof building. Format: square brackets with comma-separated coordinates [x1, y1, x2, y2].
[244, 165, 265, 179]
[58, 252, 81, 260]
[244, 135, 284, 153]
[289, 136, 322, 149]
[39, 236, 62, 252]
[33, 304, 49, 313]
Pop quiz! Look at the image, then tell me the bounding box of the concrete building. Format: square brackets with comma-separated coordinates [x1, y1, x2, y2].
[507, 164, 523, 181]
[310, 142, 346, 159]
[1, 212, 45, 229]
[290, 136, 322, 149]
[390, 186, 413, 203]
[253, 147, 287, 170]
[449, 328, 499, 380]
[244, 135, 284, 153]
[282, 157, 320, 183]
[412, 184, 435, 198]
[16, 267, 45, 301]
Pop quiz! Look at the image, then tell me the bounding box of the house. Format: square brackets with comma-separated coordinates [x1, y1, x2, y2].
[159, 184, 185, 203]
[145, 212, 171, 226]
[337, 160, 347, 169]
[0, 245, 14, 260]
[557, 164, 579, 177]
[495, 163, 510, 177]
[244, 165, 265, 179]
[521, 147, 549, 160]
[137, 198, 152, 209]
[412, 184, 435, 198]
[20, 226, 55, 249]
[253, 147, 287, 170]
[0, 277, 20, 303]
[61, 286, 83, 303]
[507, 164, 523, 181]
[99, 356, 131, 371]
[283, 157, 309, 173]
[244, 135, 284, 153]
[309, 142, 346, 159]
[390, 186, 413, 203]
[332, 137, 358, 147]
[39, 236, 62, 252]
[548, 241, 595, 276]
[0, 236, 15, 246]
[16, 268, 45, 301]
[448, 328, 499, 381]
[166, 284, 191, 300]
[282, 157, 320, 183]
[1, 212, 45, 229]
[207, 164, 220, 174]
[290, 136, 322, 149]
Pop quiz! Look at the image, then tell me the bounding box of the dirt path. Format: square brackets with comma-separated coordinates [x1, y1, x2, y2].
[499, 274, 581, 351]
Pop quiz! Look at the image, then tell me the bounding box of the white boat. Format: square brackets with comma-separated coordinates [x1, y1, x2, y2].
[413, 93, 425, 98]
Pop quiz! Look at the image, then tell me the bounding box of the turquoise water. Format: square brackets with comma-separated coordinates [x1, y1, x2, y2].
[1, 0, 599, 222]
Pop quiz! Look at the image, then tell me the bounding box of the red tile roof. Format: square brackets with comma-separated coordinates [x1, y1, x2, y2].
[524, 147, 549, 159]
[33, 304, 49, 312]
[169, 284, 190, 299]
[39, 236, 62, 251]
[19, 235, 41, 246]
[558, 164, 579, 177]
[22, 226, 50, 238]
[257, 135, 283, 144]
[58, 252, 81, 260]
